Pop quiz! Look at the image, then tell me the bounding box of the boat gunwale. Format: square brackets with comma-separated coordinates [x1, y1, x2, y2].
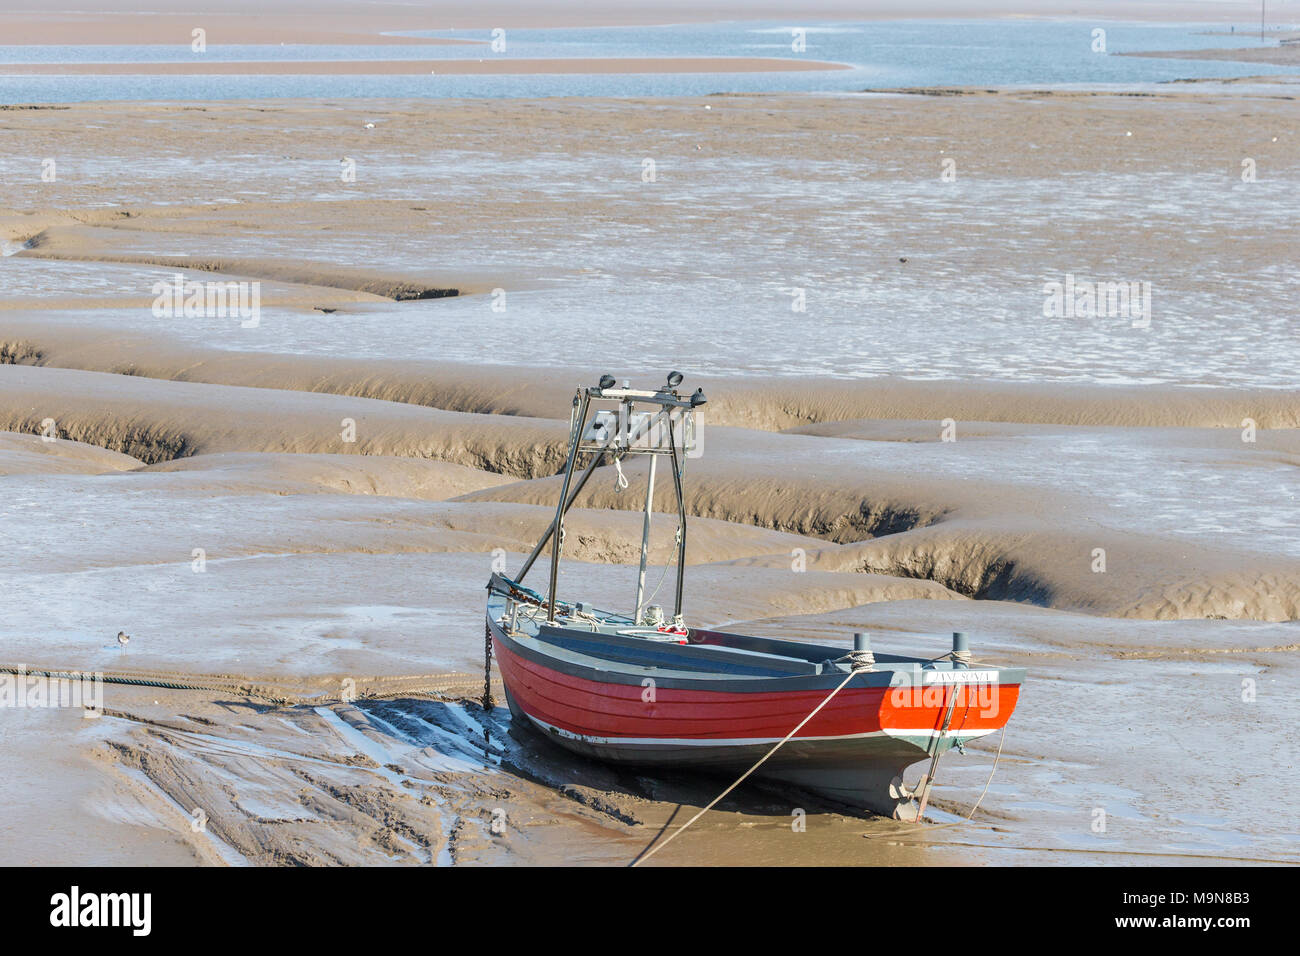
[488, 606, 1027, 693]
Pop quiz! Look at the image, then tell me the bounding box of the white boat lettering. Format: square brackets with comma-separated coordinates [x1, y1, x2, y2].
[924, 670, 999, 684]
[890, 681, 1003, 718]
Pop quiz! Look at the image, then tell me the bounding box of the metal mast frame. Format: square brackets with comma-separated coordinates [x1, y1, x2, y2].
[514, 376, 703, 626]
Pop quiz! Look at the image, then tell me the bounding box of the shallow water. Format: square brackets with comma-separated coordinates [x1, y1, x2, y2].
[817, 427, 1300, 558]
[10, 154, 1300, 390]
[1, 19, 1293, 101]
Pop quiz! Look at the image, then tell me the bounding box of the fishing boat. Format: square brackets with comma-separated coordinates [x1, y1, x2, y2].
[485, 373, 1024, 820]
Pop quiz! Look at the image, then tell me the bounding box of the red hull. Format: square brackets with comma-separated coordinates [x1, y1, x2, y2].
[494, 632, 1020, 745]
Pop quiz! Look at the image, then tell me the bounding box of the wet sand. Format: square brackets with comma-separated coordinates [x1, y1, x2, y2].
[1126, 46, 1300, 68]
[1, 84, 1297, 866]
[1, 343, 1296, 864]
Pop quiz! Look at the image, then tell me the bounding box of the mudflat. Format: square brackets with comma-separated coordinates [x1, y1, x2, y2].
[1, 72, 1297, 863]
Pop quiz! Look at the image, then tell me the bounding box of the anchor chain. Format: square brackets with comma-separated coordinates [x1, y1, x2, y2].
[482, 622, 496, 713]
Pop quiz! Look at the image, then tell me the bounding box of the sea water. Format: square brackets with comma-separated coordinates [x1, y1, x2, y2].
[0, 19, 1295, 102]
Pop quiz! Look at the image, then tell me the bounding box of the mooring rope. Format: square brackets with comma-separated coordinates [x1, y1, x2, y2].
[629, 672, 1012, 863]
[861, 723, 1009, 841]
[915, 684, 959, 819]
[630, 663, 864, 866]
[962, 724, 1008, 820]
[0, 663, 496, 706]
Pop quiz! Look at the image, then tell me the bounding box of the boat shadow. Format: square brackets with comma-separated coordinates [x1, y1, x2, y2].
[356, 695, 876, 828]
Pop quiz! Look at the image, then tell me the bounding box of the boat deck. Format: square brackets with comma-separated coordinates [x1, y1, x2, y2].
[487, 590, 1022, 688]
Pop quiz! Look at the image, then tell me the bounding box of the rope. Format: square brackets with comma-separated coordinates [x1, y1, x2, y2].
[862, 723, 1008, 840]
[630, 664, 863, 866]
[626, 674, 1011, 862]
[832, 648, 876, 670]
[0, 663, 499, 706]
[642, 525, 681, 611]
[613, 456, 629, 492]
[963, 724, 1007, 819]
[915, 684, 959, 819]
